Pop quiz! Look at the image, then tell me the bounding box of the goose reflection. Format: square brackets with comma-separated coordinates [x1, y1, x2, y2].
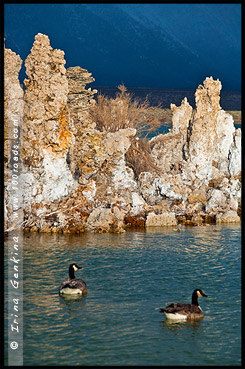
[59, 293, 87, 314]
[161, 317, 203, 331]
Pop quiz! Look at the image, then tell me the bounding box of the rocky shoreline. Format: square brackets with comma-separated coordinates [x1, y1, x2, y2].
[4, 33, 241, 234]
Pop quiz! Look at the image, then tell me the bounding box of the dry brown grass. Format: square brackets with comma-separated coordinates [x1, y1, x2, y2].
[125, 136, 160, 179]
[90, 85, 162, 177]
[90, 85, 162, 136]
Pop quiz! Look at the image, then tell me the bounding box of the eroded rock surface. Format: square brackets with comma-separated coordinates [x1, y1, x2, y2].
[4, 44, 24, 230]
[147, 76, 241, 226]
[21, 33, 76, 213]
[66, 66, 97, 181]
[4, 34, 241, 233]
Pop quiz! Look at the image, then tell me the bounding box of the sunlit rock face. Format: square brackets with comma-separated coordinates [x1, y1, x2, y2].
[66, 66, 138, 206]
[6, 33, 138, 232]
[66, 66, 98, 181]
[21, 33, 77, 209]
[4, 44, 24, 230]
[150, 97, 193, 174]
[145, 77, 241, 224]
[216, 210, 240, 224]
[4, 32, 241, 233]
[185, 78, 241, 218]
[23, 33, 73, 154]
[228, 128, 241, 178]
[4, 46, 24, 130]
[151, 77, 241, 185]
[85, 206, 126, 233]
[145, 212, 177, 227]
[183, 77, 237, 183]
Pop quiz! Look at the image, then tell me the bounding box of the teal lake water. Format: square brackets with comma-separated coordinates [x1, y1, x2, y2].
[5, 224, 241, 366]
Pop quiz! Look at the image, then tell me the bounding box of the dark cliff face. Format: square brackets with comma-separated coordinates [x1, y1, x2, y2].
[4, 3, 241, 90]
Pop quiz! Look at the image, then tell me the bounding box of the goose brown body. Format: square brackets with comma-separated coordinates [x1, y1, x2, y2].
[160, 289, 207, 320]
[59, 263, 87, 295]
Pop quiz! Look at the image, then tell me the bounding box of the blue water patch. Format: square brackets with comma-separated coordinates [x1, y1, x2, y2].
[4, 224, 240, 366]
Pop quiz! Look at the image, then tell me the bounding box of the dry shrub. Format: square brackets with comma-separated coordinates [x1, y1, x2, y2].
[125, 137, 160, 179]
[90, 85, 162, 177]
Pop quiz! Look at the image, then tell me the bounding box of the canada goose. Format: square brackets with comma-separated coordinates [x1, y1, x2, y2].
[59, 263, 87, 295]
[160, 289, 207, 320]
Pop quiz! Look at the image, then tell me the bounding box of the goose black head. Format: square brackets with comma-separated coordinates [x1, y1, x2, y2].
[70, 263, 82, 271]
[68, 263, 83, 278]
[192, 289, 207, 305]
[195, 289, 207, 298]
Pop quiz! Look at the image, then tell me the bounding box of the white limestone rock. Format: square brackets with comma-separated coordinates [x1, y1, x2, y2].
[206, 189, 227, 211]
[228, 128, 241, 178]
[216, 210, 240, 224]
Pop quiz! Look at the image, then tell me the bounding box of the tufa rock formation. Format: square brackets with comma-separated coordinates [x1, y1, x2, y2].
[66, 66, 97, 181]
[148, 76, 241, 226]
[20, 33, 76, 218]
[4, 43, 24, 230]
[4, 34, 241, 233]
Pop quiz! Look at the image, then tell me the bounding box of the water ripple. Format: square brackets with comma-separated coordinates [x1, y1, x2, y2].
[21, 224, 241, 366]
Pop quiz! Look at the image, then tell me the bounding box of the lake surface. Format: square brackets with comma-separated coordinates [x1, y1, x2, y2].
[94, 86, 241, 111]
[5, 224, 241, 366]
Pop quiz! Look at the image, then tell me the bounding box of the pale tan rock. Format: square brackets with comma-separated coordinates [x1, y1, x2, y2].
[150, 97, 192, 173]
[228, 128, 241, 177]
[82, 180, 97, 202]
[206, 189, 227, 211]
[156, 176, 184, 200]
[216, 210, 240, 224]
[138, 172, 159, 205]
[184, 77, 236, 183]
[194, 77, 222, 119]
[130, 192, 146, 214]
[66, 66, 98, 179]
[191, 214, 204, 225]
[151, 77, 240, 187]
[150, 132, 185, 173]
[170, 97, 193, 134]
[85, 208, 113, 232]
[104, 128, 136, 156]
[21, 33, 77, 209]
[187, 186, 207, 204]
[227, 198, 238, 211]
[4, 44, 24, 231]
[187, 201, 204, 212]
[220, 177, 241, 199]
[149, 76, 240, 225]
[23, 33, 73, 155]
[145, 212, 177, 227]
[111, 206, 126, 233]
[4, 47, 24, 124]
[85, 206, 125, 233]
[4, 33, 241, 232]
